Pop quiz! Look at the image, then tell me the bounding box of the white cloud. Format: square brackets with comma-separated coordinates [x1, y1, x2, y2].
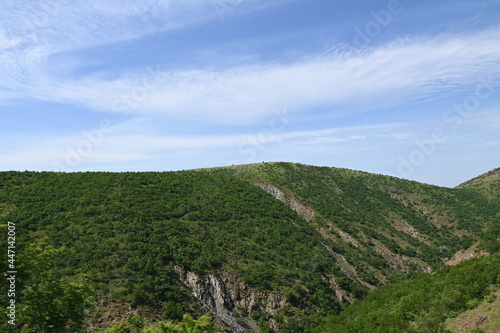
[0, 0, 272, 98]
[1, 0, 221, 51]
[3, 26, 499, 125]
[0, 119, 405, 170]
[0, 112, 496, 187]
[0, 29, 24, 50]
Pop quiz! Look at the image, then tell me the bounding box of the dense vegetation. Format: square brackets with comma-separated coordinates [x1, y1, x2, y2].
[104, 313, 217, 333]
[0, 169, 346, 331]
[457, 167, 500, 200]
[315, 252, 500, 333]
[0, 162, 498, 332]
[233, 163, 498, 279]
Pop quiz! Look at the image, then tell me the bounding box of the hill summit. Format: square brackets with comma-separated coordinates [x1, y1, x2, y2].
[457, 167, 500, 199]
[0, 162, 498, 332]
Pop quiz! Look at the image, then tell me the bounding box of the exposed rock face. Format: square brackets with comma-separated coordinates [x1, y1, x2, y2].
[172, 182, 362, 332]
[322, 274, 355, 304]
[392, 218, 432, 246]
[255, 181, 434, 277]
[371, 240, 432, 274]
[255, 182, 361, 249]
[445, 244, 489, 266]
[255, 182, 368, 298]
[255, 182, 315, 222]
[92, 298, 161, 331]
[173, 266, 248, 332]
[333, 226, 362, 249]
[324, 246, 375, 291]
[173, 266, 287, 332]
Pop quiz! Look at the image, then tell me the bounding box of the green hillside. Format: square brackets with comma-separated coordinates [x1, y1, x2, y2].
[457, 167, 500, 200]
[232, 163, 497, 271]
[315, 252, 500, 333]
[0, 162, 498, 332]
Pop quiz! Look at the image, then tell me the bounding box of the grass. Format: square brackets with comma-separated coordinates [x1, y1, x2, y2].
[456, 168, 500, 199]
[446, 289, 500, 333]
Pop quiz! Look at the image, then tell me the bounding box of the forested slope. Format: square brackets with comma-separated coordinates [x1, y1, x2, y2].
[315, 252, 500, 333]
[0, 162, 498, 332]
[457, 167, 500, 200]
[232, 163, 498, 279]
[0, 170, 347, 331]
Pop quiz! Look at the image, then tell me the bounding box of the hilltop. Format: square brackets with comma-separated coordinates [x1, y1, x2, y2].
[0, 162, 498, 332]
[457, 167, 500, 199]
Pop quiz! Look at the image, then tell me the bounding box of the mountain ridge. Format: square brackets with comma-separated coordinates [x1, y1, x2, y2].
[456, 167, 500, 199]
[0, 162, 498, 332]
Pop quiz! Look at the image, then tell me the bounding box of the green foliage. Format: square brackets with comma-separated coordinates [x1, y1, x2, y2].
[479, 222, 500, 253]
[0, 238, 95, 333]
[104, 315, 149, 333]
[235, 163, 499, 278]
[0, 169, 342, 328]
[0, 163, 498, 331]
[469, 328, 486, 333]
[457, 167, 500, 200]
[147, 314, 215, 333]
[105, 314, 216, 333]
[315, 253, 500, 333]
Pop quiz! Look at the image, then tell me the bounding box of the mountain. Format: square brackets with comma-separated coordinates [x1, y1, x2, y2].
[456, 167, 500, 200]
[0, 162, 498, 332]
[315, 251, 500, 333]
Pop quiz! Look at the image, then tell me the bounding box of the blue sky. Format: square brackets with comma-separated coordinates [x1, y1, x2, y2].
[1, 0, 500, 187]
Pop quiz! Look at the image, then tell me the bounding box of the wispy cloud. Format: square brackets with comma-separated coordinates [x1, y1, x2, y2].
[1, 0, 224, 51]
[3, 26, 500, 125]
[0, 120, 407, 170]
[1, 1, 499, 187]
[0, 0, 270, 99]
[0, 108, 497, 186]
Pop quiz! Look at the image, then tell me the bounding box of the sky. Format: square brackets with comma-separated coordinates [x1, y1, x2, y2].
[1, 0, 500, 187]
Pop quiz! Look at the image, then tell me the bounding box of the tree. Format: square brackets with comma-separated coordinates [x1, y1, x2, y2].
[14, 238, 95, 333]
[105, 314, 217, 333]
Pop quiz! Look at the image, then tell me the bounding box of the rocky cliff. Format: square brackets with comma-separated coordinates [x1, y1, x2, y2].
[173, 266, 286, 332]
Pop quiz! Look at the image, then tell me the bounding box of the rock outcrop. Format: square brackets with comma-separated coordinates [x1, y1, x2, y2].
[255, 182, 315, 222]
[173, 266, 286, 332]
